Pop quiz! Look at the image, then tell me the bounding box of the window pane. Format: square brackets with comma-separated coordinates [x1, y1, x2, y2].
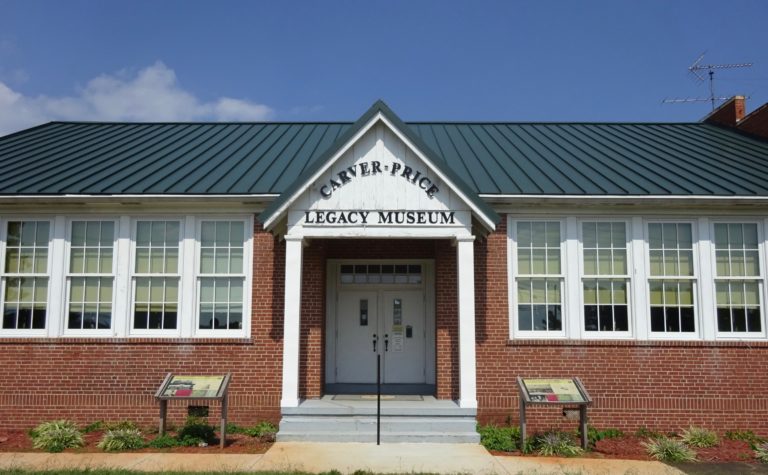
[517, 222, 531, 247]
[517, 251, 531, 275]
[648, 224, 662, 249]
[518, 306, 532, 331]
[546, 250, 561, 274]
[597, 223, 612, 247]
[201, 222, 216, 246]
[583, 222, 596, 248]
[531, 249, 546, 274]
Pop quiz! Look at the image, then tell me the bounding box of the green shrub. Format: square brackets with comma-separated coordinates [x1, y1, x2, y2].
[681, 426, 718, 448]
[97, 428, 145, 451]
[82, 421, 105, 433]
[176, 416, 215, 444]
[147, 434, 179, 449]
[478, 425, 517, 452]
[178, 435, 205, 447]
[643, 436, 697, 462]
[226, 423, 245, 434]
[244, 421, 278, 437]
[536, 432, 584, 457]
[726, 430, 765, 448]
[29, 420, 85, 453]
[635, 426, 664, 439]
[755, 442, 768, 463]
[587, 426, 623, 447]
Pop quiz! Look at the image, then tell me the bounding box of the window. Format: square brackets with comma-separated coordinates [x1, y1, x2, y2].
[515, 221, 563, 333]
[198, 220, 246, 330]
[648, 223, 696, 334]
[67, 221, 115, 331]
[1, 221, 50, 331]
[132, 221, 180, 332]
[714, 223, 762, 334]
[339, 263, 422, 285]
[582, 222, 629, 333]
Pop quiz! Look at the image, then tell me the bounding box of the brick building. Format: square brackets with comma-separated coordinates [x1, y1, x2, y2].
[1, 98, 768, 441]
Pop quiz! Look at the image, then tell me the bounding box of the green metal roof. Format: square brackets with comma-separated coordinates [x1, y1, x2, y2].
[1, 107, 768, 197]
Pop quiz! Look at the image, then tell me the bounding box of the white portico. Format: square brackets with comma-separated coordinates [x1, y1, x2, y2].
[259, 101, 499, 413]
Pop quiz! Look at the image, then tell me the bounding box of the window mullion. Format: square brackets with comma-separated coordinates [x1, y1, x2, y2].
[179, 216, 196, 338]
[47, 216, 66, 337]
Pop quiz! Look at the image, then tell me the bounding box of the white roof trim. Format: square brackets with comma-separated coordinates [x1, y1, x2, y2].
[262, 112, 497, 232]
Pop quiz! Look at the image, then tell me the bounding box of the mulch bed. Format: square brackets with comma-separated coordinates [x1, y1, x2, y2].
[490, 434, 759, 464]
[0, 429, 273, 454]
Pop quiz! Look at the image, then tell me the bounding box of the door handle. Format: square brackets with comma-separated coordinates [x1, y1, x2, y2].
[372, 333, 377, 352]
[384, 334, 389, 352]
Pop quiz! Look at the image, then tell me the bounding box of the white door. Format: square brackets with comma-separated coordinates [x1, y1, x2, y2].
[335, 289, 426, 385]
[381, 290, 426, 384]
[336, 290, 378, 383]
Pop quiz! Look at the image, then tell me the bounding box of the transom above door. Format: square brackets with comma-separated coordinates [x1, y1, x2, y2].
[325, 259, 436, 394]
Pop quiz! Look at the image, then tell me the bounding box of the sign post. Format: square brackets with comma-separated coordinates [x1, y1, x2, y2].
[516, 377, 592, 450]
[155, 373, 232, 448]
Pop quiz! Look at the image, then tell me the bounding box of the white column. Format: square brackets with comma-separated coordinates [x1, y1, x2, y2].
[456, 236, 477, 409]
[281, 235, 304, 408]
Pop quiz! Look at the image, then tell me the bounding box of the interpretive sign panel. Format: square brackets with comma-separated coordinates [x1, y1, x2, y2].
[519, 378, 588, 403]
[160, 375, 227, 399]
[155, 373, 232, 448]
[517, 376, 592, 449]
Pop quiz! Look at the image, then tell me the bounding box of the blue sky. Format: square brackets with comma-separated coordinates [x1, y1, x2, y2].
[1, 0, 766, 135]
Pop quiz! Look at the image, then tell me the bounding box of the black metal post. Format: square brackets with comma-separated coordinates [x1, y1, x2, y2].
[377, 353, 381, 445]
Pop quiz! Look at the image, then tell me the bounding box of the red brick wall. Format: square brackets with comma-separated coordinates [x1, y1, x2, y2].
[4, 214, 768, 435]
[0, 222, 284, 429]
[476, 217, 768, 434]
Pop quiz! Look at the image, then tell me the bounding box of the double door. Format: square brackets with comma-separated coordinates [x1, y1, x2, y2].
[335, 289, 426, 386]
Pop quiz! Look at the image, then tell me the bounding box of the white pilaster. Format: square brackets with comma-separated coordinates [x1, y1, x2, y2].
[456, 236, 477, 409]
[281, 235, 304, 408]
[698, 218, 716, 340]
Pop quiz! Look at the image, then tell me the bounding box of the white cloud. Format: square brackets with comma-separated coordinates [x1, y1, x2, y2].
[0, 61, 274, 136]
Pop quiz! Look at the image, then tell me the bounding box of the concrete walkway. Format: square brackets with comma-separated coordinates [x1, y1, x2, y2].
[0, 442, 686, 474]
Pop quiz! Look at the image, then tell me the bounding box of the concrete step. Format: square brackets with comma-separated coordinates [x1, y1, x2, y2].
[277, 430, 481, 443]
[277, 396, 480, 443]
[280, 415, 477, 433]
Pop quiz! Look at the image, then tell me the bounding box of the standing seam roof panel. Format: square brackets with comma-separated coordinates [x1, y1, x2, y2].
[572, 125, 699, 194]
[170, 124, 271, 193]
[0, 124, 147, 190]
[619, 125, 768, 193]
[155, 124, 255, 193]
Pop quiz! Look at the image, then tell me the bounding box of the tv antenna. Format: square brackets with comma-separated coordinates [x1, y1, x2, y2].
[663, 52, 752, 110]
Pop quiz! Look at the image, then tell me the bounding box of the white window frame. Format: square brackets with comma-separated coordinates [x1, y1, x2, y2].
[0, 217, 54, 338]
[62, 218, 119, 337]
[128, 217, 184, 338]
[578, 218, 634, 339]
[193, 216, 252, 338]
[644, 219, 701, 340]
[508, 218, 567, 339]
[710, 219, 766, 339]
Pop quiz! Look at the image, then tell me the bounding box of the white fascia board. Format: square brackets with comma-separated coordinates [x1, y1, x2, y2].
[480, 194, 768, 203]
[261, 114, 383, 230]
[0, 194, 279, 201]
[377, 114, 496, 232]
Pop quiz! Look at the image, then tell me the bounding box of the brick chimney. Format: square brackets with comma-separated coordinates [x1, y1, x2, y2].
[703, 96, 746, 127]
[739, 102, 768, 139]
[703, 96, 768, 140]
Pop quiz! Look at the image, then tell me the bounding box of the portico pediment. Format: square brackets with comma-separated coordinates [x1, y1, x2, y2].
[259, 100, 499, 238]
